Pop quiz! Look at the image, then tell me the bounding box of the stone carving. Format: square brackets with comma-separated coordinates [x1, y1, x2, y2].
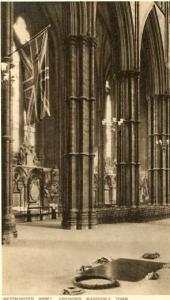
[12, 162, 60, 216]
[13, 167, 27, 190]
[13, 167, 27, 210]
[49, 183, 60, 202]
[44, 185, 50, 198]
[139, 171, 149, 203]
[103, 174, 117, 206]
[104, 175, 112, 188]
[29, 177, 40, 204]
[44, 171, 51, 185]
[104, 157, 116, 175]
[51, 168, 59, 183]
[16, 144, 40, 166]
[1, 62, 9, 86]
[17, 144, 27, 165]
[104, 176, 111, 205]
[93, 158, 117, 207]
[29, 146, 40, 166]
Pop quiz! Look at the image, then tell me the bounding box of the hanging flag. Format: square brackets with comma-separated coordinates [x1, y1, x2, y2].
[19, 29, 50, 125]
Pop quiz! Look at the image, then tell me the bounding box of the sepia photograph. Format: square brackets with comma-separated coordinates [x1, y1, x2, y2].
[1, 0, 170, 297]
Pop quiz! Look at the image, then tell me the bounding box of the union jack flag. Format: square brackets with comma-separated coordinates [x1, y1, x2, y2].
[19, 30, 50, 125]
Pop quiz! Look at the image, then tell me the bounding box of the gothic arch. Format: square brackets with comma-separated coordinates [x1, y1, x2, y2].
[95, 2, 135, 72]
[114, 2, 135, 70]
[94, 2, 136, 208]
[139, 2, 154, 46]
[62, 1, 135, 70]
[140, 6, 165, 94]
[13, 166, 28, 189]
[62, 2, 96, 36]
[140, 6, 169, 206]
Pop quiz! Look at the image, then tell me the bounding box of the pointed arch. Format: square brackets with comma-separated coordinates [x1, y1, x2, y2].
[62, 2, 96, 36]
[141, 6, 166, 94]
[113, 2, 135, 70]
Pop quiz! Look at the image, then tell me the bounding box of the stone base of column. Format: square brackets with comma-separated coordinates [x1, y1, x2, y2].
[62, 209, 78, 229]
[77, 210, 97, 229]
[77, 210, 90, 229]
[62, 209, 97, 229]
[2, 212, 17, 244]
[89, 210, 97, 228]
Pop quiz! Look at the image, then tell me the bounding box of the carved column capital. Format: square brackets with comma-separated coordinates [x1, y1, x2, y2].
[65, 34, 97, 47]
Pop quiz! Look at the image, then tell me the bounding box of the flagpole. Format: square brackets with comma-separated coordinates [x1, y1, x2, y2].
[8, 24, 51, 57]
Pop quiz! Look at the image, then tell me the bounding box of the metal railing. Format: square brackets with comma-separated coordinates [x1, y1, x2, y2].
[27, 206, 57, 222]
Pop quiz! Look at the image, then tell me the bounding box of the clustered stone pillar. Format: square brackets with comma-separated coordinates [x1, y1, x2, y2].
[167, 95, 170, 204]
[62, 35, 97, 229]
[2, 2, 17, 244]
[148, 94, 170, 205]
[116, 70, 140, 207]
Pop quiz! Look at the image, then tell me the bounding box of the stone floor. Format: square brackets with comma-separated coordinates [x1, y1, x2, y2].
[2, 218, 170, 295]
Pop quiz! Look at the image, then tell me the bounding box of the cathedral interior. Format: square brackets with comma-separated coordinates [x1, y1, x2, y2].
[1, 1, 170, 295]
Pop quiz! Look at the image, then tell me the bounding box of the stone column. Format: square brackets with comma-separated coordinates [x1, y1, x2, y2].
[167, 95, 170, 204]
[161, 95, 168, 205]
[98, 126, 105, 207]
[88, 37, 97, 228]
[147, 95, 151, 203]
[148, 95, 160, 205]
[165, 4, 170, 205]
[116, 70, 140, 207]
[1, 2, 17, 244]
[148, 94, 170, 205]
[62, 35, 97, 229]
